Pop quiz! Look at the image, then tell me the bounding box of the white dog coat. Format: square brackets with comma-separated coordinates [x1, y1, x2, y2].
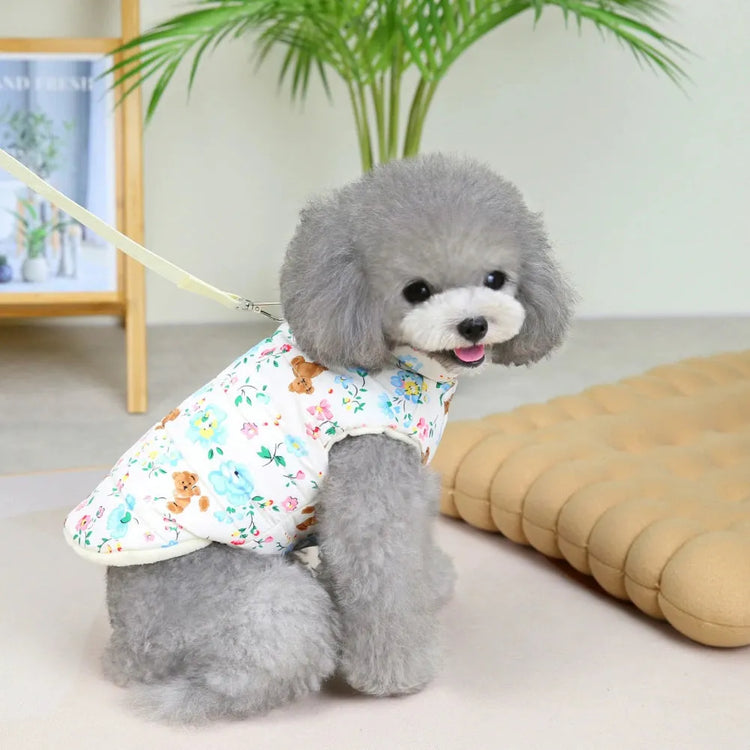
[64, 323, 457, 566]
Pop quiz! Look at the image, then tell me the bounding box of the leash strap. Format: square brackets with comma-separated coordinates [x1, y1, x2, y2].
[0, 148, 282, 321]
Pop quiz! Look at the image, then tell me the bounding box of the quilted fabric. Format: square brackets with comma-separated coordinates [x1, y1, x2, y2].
[434, 350, 750, 647]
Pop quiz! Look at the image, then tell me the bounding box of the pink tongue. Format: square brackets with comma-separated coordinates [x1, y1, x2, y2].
[454, 344, 485, 363]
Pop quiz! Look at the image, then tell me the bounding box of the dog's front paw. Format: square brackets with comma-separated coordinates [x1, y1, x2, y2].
[339, 634, 440, 696]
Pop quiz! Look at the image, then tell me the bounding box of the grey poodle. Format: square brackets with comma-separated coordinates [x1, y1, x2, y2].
[92, 153, 573, 723]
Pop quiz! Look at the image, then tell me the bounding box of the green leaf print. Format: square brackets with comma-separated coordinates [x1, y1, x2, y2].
[234, 395, 242, 407]
[251, 496, 264, 503]
[216, 447, 224, 455]
[258, 446, 272, 460]
[274, 455, 286, 467]
[208, 448, 214, 460]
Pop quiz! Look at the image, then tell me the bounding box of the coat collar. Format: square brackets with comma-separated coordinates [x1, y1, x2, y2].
[390, 345, 457, 384]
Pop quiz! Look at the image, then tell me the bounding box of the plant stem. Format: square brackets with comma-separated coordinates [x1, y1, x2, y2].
[347, 81, 372, 173]
[403, 77, 427, 158]
[356, 83, 374, 172]
[403, 78, 439, 158]
[371, 76, 387, 164]
[387, 40, 402, 161]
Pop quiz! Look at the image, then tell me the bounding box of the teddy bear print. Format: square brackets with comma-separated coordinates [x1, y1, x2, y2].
[295, 505, 318, 531]
[168, 471, 210, 514]
[288, 356, 327, 395]
[156, 408, 180, 430]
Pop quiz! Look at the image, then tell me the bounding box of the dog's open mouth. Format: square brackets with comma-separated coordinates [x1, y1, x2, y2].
[451, 344, 485, 367]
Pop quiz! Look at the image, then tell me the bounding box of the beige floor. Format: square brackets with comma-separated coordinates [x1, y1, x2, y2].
[2, 471, 750, 750]
[2, 317, 750, 749]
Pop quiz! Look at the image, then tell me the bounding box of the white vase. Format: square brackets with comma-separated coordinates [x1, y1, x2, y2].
[22, 256, 49, 283]
[0, 179, 23, 239]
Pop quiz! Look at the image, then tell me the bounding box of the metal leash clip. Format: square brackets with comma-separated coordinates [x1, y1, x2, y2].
[234, 298, 283, 322]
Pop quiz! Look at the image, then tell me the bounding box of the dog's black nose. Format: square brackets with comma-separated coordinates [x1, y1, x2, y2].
[457, 317, 488, 343]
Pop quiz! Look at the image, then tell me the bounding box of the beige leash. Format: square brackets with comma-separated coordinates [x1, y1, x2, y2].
[0, 148, 282, 321]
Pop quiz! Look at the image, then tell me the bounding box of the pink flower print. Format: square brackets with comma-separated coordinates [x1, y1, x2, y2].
[295, 470, 305, 480]
[280, 343, 292, 353]
[241, 422, 259, 439]
[416, 417, 429, 440]
[116, 473, 129, 492]
[260, 347, 275, 356]
[307, 399, 334, 421]
[305, 423, 321, 439]
[263, 536, 274, 543]
[144, 532, 155, 542]
[76, 515, 92, 531]
[282, 496, 299, 512]
[96, 505, 106, 518]
[230, 538, 246, 546]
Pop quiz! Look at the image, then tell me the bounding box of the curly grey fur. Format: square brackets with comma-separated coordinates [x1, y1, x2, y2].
[316, 435, 449, 695]
[101, 153, 573, 723]
[105, 545, 340, 724]
[281, 152, 575, 370]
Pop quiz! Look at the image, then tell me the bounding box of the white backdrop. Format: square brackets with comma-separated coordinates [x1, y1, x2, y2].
[5, 0, 749, 322]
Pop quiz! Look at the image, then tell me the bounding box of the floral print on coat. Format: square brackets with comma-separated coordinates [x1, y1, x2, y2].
[63, 323, 457, 566]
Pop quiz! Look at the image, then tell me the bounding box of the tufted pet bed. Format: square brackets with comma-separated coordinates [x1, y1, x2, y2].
[434, 350, 750, 647]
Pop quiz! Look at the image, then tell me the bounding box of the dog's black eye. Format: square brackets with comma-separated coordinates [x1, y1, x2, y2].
[403, 280, 432, 304]
[484, 270, 507, 290]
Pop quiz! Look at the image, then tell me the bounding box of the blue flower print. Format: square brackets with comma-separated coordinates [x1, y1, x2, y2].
[186, 404, 227, 447]
[106, 494, 136, 540]
[284, 434, 308, 457]
[397, 354, 422, 372]
[334, 373, 354, 389]
[390, 370, 427, 404]
[162, 443, 184, 467]
[378, 392, 398, 419]
[209, 461, 254, 504]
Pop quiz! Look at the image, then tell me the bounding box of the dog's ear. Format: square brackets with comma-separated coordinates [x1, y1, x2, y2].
[491, 236, 575, 366]
[280, 197, 390, 371]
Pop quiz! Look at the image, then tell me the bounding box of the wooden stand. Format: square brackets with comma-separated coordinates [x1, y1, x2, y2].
[0, 0, 148, 413]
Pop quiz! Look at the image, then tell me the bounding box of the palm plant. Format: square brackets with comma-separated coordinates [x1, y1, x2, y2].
[113, 0, 687, 173]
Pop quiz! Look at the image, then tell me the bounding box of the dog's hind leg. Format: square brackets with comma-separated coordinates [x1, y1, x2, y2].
[104, 543, 339, 723]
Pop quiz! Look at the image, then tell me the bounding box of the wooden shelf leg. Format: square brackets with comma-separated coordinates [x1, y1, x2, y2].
[125, 256, 147, 412]
[121, 0, 147, 413]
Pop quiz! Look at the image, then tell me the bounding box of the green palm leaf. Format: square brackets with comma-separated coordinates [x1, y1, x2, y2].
[107, 0, 688, 171]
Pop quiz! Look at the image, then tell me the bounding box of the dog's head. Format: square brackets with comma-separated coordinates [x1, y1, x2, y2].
[280, 154, 575, 375]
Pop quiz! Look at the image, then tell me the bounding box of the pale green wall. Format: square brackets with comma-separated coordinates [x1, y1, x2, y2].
[5, 0, 749, 322]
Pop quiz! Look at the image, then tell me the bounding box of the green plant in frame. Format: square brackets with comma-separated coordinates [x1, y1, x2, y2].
[111, 0, 687, 173]
[9, 198, 71, 259]
[0, 108, 73, 179]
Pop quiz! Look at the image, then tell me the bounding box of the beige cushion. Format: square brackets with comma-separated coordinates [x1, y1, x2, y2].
[434, 351, 750, 647]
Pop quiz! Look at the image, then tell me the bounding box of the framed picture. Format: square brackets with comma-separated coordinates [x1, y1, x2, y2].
[0, 4, 148, 413]
[0, 46, 118, 294]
